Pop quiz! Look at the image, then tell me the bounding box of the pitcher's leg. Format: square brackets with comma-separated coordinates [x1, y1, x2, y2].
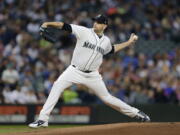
[39, 80, 72, 121]
[85, 80, 139, 118]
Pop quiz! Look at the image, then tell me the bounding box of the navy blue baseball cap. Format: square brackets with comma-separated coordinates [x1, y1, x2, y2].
[92, 14, 108, 25]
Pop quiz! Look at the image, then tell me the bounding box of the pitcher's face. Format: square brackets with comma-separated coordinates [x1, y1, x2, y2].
[93, 22, 107, 33]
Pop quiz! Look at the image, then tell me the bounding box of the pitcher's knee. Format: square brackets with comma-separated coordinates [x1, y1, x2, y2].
[52, 81, 59, 87]
[100, 95, 113, 104]
[53, 80, 59, 85]
[52, 80, 66, 92]
[53, 79, 65, 86]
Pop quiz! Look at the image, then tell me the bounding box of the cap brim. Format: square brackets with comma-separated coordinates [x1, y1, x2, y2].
[92, 17, 108, 25]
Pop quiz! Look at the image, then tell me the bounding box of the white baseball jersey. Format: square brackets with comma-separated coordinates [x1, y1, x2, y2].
[70, 24, 112, 71]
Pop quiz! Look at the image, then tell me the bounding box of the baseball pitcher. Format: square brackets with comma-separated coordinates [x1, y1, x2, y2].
[29, 14, 150, 128]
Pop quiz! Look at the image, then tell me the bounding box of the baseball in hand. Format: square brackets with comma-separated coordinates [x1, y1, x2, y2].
[129, 33, 138, 44]
[133, 35, 138, 40]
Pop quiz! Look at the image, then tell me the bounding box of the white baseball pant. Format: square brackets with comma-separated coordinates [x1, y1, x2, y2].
[39, 65, 139, 121]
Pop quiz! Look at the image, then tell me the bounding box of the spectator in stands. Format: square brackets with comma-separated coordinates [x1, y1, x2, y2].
[1, 63, 19, 90]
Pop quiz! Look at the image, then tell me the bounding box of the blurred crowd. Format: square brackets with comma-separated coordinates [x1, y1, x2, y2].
[0, 0, 179, 105]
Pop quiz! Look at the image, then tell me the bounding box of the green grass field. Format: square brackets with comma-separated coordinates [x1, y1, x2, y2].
[0, 125, 83, 134]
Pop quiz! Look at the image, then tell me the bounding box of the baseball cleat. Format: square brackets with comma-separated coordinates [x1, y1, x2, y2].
[135, 111, 151, 122]
[28, 120, 48, 128]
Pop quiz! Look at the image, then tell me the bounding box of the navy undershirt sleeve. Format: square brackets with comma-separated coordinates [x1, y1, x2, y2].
[108, 45, 115, 54]
[62, 23, 72, 33]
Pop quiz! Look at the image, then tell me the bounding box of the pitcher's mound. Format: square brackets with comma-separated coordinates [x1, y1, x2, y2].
[12, 122, 180, 135]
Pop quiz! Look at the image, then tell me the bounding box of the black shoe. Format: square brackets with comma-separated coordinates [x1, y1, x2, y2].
[28, 120, 48, 128]
[135, 111, 151, 122]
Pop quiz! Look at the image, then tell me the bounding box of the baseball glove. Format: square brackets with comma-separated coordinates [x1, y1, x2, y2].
[40, 26, 61, 43]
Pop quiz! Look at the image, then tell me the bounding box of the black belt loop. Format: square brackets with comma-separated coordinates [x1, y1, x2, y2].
[72, 65, 92, 73]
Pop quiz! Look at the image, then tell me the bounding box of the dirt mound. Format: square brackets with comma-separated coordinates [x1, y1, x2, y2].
[6, 122, 180, 135]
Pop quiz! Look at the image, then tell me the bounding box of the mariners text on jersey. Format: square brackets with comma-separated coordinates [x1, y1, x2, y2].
[83, 41, 105, 55]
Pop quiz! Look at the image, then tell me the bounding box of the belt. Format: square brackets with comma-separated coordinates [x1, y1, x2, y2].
[72, 65, 92, 73]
